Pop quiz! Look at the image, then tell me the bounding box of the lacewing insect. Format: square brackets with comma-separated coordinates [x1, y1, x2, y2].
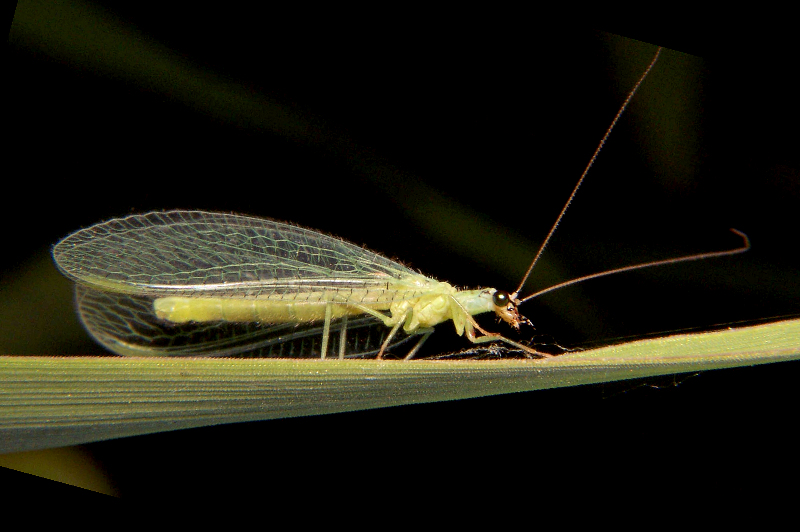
[52, 46, 749, 360]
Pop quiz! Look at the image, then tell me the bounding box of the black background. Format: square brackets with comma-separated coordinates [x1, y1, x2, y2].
[5, 6, 800, 498]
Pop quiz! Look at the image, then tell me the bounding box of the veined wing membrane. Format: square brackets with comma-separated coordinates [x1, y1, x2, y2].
[52, 210, 430, 301]
[53, 211, 433, 358]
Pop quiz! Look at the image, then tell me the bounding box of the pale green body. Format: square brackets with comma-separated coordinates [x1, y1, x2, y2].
[154, 283, 494, 334]
[53, 211, 514, 359]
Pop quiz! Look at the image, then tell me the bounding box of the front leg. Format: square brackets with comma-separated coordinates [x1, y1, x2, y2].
[465, 320, 552, 359]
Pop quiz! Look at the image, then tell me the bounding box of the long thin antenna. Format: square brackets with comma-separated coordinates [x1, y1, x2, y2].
[512, 46, 663, 298]
[519, 228, 750, 304]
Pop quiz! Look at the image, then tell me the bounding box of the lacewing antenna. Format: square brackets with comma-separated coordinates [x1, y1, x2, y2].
[519, 229, 750, 304]
[510, 47, 748, 307]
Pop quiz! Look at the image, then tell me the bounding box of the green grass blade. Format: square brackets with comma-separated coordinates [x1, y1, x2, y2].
[2, 318, 798, 453]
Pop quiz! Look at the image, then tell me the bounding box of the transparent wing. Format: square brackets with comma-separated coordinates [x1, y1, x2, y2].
[53, 211, 429, 358]
[52, 210, 424, 299]
[75, 285, 417, 358]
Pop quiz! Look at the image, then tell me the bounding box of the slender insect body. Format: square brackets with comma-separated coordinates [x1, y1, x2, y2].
[152, 273, 466, 327]
[52, 209, 517, 358]
[153, 276, 503, 345]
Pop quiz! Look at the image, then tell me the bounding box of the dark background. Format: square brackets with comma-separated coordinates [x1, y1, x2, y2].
[5, 5, 799, 497]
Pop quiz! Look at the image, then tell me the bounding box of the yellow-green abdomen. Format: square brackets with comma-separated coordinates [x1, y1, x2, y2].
[154, 296, 369, 324]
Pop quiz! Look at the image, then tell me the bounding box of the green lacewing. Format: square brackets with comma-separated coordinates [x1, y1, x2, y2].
[52, 47, 748, 360]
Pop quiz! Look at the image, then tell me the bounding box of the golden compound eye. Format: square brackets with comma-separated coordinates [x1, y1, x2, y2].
[493, 290, 510, 308]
